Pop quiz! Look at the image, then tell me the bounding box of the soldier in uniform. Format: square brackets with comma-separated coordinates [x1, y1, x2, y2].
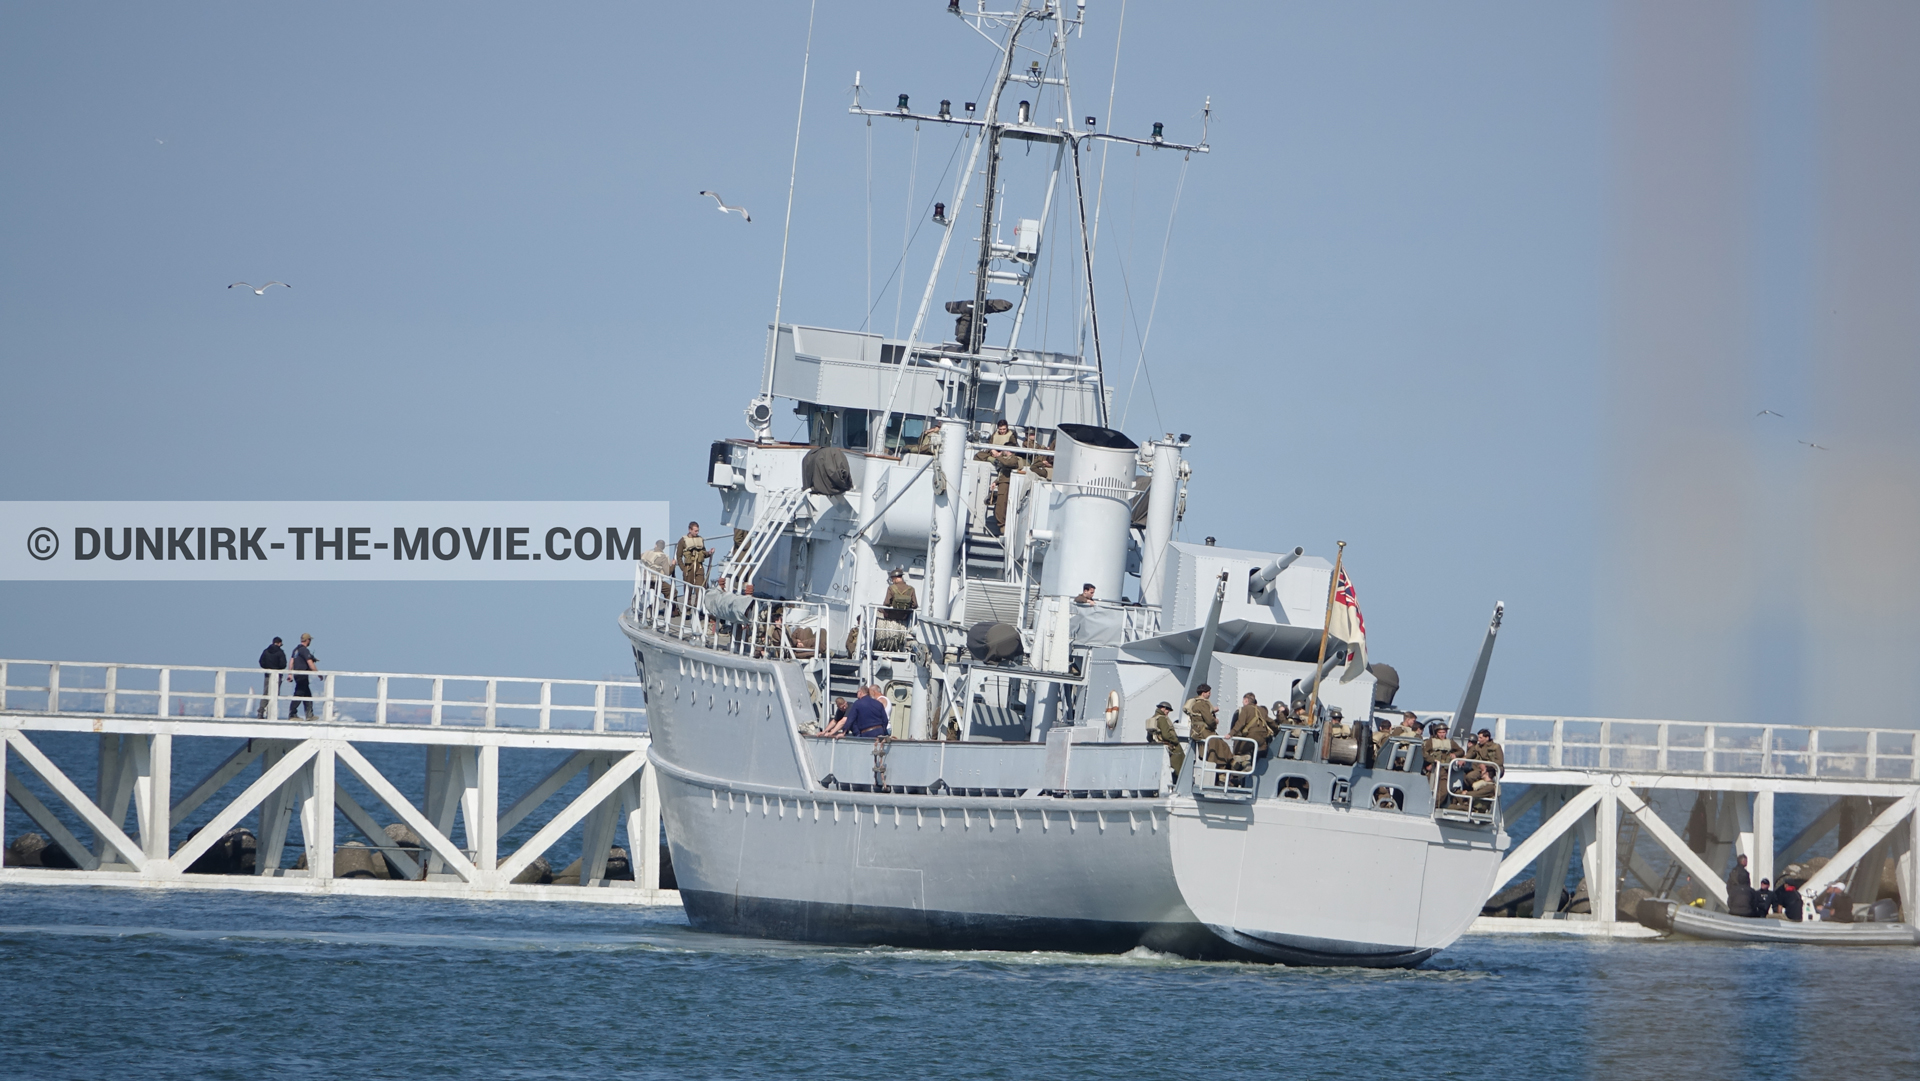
[1327, 707, 1352, 740]
[1464, 728, 1505, 770]
[1423, 722, 1462, 775]
[675, 522, 713, 586]
[641, 539, 673, 576]
[1021, 428, 1052, 479]
[882, 570, 918, 620]
[1183, 684, 1218, 741]
[1222, 692, 1276, 775]
[1146, 701, 1185, 778]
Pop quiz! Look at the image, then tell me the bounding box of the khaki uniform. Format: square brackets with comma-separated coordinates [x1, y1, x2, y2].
[882, 580, 918, 622]
[640, 547, 673, 576]
[1146, 707, 1185, 776]
[1225, 703, 1276, 772]
[1230, 704, 1276, 756]
[676, 534, 711, 586]
[1184, 696, 1219, 741]
[1424, 737, 1462, 770]
[1465, 740, 1505, 770]
[1022, 434, 1052, 479]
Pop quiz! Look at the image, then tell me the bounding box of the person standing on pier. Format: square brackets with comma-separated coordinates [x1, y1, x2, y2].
[287, 633, 319, 720]
[255, 636, 286, 719]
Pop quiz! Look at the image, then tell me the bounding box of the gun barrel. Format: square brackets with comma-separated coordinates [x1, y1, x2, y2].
[1252, 547, 1305, 593]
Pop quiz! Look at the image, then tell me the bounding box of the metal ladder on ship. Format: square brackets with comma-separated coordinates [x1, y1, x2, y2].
[717, 488, 805, 591]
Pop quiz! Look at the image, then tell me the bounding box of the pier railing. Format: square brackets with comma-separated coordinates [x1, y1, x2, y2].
[1433, 713, 1920, 782]
[0, 660, 645, 732]
[628, 563, 827, 662]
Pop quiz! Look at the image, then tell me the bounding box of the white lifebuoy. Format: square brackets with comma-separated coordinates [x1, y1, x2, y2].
[1104, 690, 1121, 730]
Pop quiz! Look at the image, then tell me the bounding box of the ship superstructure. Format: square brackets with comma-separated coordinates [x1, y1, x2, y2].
[621, 0, 1508, 965]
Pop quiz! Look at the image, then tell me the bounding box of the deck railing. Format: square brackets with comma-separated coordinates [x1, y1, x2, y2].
[1407, 712, 1920, 782]
[628, 563, 828, 663]
[0, 660, 645, 732]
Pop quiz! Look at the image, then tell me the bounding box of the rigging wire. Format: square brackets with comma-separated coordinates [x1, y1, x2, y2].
[1118, 150, 1190, 432]
[890, 123, 922, 339]
[1087, 0, 1129, 260]
[862, 111, 873, 330]
[764, 0, 820, 402]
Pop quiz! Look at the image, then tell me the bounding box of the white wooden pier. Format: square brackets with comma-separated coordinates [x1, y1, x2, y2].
[0, 659, 672, 904]
[5, 656, 1916, 937]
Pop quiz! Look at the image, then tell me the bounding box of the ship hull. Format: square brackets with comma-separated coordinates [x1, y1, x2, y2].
[627, 616, 1499, 966]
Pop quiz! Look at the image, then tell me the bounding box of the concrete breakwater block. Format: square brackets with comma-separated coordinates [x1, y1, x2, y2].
[184, 828, 257, 875]
[382, 823, 423, 878]
[5, 832, 80, 869]
[512, 857, 553, 885]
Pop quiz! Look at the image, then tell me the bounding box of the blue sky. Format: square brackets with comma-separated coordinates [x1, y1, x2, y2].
[3, 2, 1910, 722]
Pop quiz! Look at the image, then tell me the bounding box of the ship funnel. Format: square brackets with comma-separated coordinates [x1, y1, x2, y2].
[1039, 424, 1138, 601]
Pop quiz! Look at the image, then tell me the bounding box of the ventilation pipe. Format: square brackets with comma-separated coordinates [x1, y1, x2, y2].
[928, 418, 969, 621]
[1140, 439, 1184, 607]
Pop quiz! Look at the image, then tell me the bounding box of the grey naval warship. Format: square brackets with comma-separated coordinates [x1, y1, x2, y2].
[622, 1, 1509, 966]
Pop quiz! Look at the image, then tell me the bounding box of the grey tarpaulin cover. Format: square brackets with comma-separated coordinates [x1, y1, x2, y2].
[705, 591, 752, 624]
[1069, 604, 1127, 647]
[967, 621, 1024, 663]
[801, 446, 853, 495]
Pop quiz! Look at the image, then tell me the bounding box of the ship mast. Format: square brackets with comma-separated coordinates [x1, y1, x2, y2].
[850, 1, 1208, 432]
[961, 1, 1038, 423]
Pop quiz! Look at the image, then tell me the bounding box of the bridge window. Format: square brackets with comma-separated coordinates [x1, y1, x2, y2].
[884, 414, 929, 454]
[844, 409, 870, 450]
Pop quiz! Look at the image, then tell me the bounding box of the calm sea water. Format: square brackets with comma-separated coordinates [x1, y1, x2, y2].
[2, 885, 1917, 1080]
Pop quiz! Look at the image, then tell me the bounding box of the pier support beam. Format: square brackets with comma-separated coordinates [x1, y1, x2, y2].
[1751, 790, 1775, 888]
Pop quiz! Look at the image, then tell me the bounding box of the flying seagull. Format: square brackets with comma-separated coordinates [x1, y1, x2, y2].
[1798, 440, 1829, 451]
[229, 282, 290, 294]
[1756, 409, 1785, 418]
[699, 191, 751, 222]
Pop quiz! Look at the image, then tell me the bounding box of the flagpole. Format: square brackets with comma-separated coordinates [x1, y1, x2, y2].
[1310, 540, 1345, 761]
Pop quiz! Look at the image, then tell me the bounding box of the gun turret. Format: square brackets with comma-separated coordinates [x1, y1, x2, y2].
[1250, 546, 1304, 600]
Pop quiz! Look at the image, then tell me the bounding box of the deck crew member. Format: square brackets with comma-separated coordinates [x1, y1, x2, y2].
[1184, 684, 1219, 741]
[1074, 583, 1097, 606]
[845, 684, 890, 739]
[676, 522, 713, 586]
[1146, 701, 1185, 778]
[1464, 728, 1504, 769]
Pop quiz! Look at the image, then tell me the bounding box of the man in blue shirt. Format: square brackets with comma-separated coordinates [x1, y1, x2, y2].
[844, 684, 890, 739]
